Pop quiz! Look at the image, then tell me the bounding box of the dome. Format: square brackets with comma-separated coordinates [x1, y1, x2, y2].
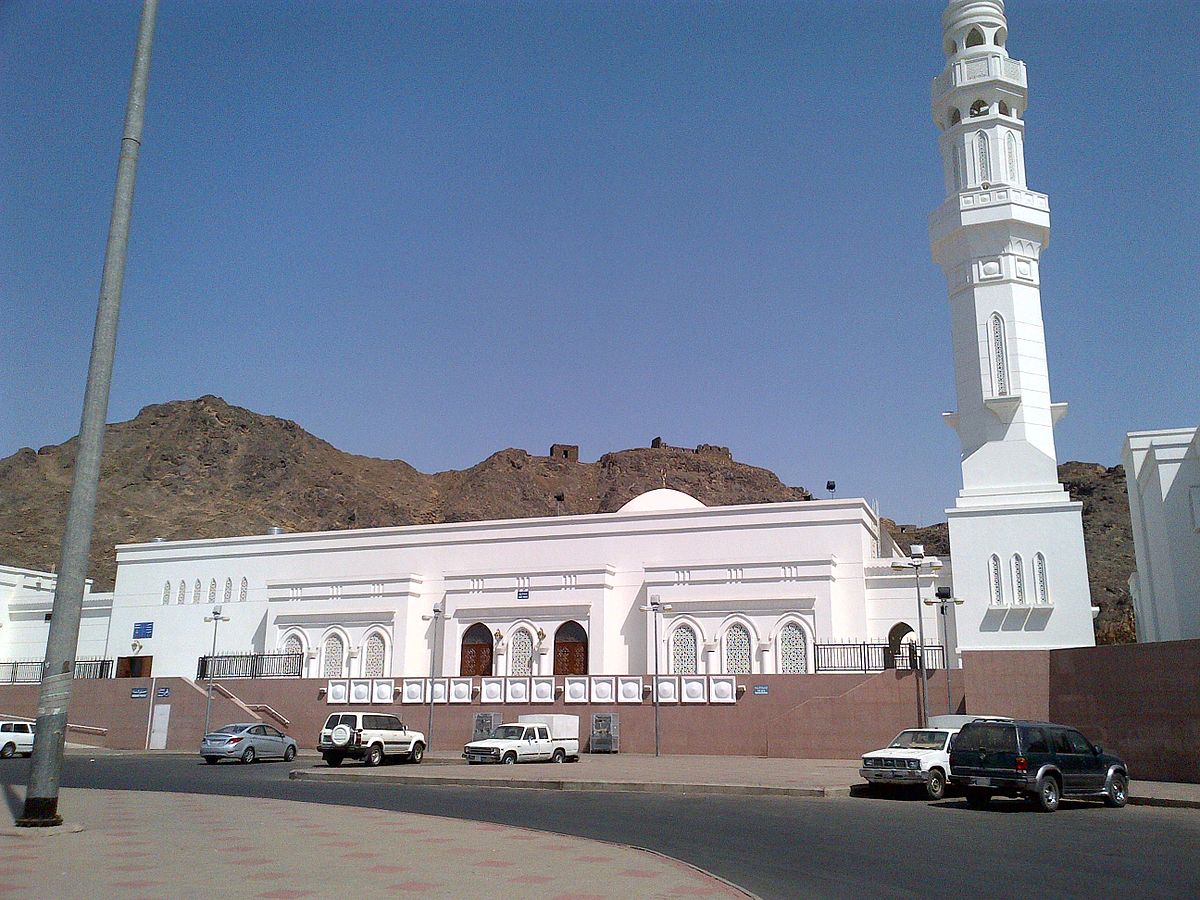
[617, 488, 706, 514]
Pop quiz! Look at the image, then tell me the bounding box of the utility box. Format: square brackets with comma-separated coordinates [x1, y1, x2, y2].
[472, 712, 503, 742]
[517, 714, 579, 740]
[590, 712, 618, 753]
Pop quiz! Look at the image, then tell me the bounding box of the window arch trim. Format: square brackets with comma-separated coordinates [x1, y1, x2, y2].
[319, 627, 350, 679]
[360, 628, 390, 678]
[667, 618, 703, 675]
[771, 616, 813, 674]
[989, 312, 1010, 397]
[720, 617, 757, 675]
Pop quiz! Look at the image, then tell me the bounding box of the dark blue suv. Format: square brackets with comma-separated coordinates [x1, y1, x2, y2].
[948, 719, 1128, 812]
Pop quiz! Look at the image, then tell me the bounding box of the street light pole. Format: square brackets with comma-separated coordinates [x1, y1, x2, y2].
[639, 595, 672, 757]
[422, 604, 443, 750]
[17, 0, 158, 829]
[892, 546, 942, 729]
[925, 589, 965, 715]
[202, 607, 229, 739]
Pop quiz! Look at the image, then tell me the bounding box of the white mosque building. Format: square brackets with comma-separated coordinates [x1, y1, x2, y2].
[2, 0, 1100, 684]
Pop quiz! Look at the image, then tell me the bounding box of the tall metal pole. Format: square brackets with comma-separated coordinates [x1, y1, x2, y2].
[18, 0, 157, 828]
[426, 606, 441, 749]
[202, 609, 226, 739]
[652, 605, 661, 757]
[912, 567, 930, 728]
[938, 603, 953, 715]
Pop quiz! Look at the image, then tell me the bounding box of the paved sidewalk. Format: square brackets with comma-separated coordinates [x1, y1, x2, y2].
[291, 752, 1200, 809]
[0, 787, 749, 899]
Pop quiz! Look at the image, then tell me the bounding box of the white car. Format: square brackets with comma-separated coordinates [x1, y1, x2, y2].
[318, 712, 425, 767]
[463, 714, 580, 764]
[0, 720, 35, 758]
[860, 716, 1012, 800]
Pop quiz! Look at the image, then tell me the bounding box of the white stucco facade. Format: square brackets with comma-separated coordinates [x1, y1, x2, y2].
[1123, 428, 1200, 642]
[0, 565, 111, 664]
[930, 0, 1095, 650]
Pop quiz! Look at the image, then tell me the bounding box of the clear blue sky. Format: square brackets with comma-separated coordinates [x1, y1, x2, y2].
[2, 1, 1196, 525]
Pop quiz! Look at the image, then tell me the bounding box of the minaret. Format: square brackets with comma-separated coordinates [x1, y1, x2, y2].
[929, 0, 1095, 649]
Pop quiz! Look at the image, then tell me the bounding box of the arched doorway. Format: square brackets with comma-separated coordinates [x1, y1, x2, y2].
[460, 623, 494, 677]
[553, 621, 588, 676]
[887, 622, 915, 670]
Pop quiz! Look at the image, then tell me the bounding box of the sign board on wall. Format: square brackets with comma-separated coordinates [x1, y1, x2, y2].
[130, 687, 148, 699]
[516, 589, 529, 600]
[752, 684, 769, 695]
[132, 622, 154, 639]
[156, 687, 171, 698]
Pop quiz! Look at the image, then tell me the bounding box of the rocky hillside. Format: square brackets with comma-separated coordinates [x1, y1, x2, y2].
[1, 395, 1136, 643]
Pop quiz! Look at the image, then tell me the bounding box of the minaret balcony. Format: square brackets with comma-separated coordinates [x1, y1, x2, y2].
[932, 53, 1026, 104]
[929, 185, 1050, 250]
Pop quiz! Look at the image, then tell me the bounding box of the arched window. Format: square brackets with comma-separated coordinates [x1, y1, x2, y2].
[208, 579, 217, 604]
[970, 99, 989, 118]
[950, 108, 962, 126]
[162, 582, 171, 605]
[887, 623, 916, 669]
[995, 26, 1007, 47]
[282, 634, 303, 657]
[461, 623, 494, 677]
[998, 100, 1010, 116]
[1012, 553, 1027, 604]
[725, 623, 751, 674]
[976, 130, 991, 183]
[553, 621, 588, 676]
[178, 580, 186, 604]
[965, 27, 984, 48]
[322, 634, 345, 678]
[779, 623, 808, 674]
[990, 313, 1010, 396]
[239, 577, 248, 602]
[989, 555, 1004, 605]
[510, 629, 533, 676]
[1006, 132, 1018, 182]
[1034, 553, 1050, 604]
[223, 578, 232, 604]
[944, 37, 957, 56]
[671, 625, 698, 675]
[362, 633, 386, 678]
[193, 579, 203, 604]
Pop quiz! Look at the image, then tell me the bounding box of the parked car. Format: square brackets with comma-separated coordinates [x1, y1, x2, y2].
[0, 720, 35, 758]
[462, 714, 580, 764]
[200, 723, 297, 764]
[948, 719, 1128, 812]
[318, 712, 425, 767]
[860, 726, 962, 799]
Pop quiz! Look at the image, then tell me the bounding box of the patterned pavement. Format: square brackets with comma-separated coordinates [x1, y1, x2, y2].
[0, 788, 749, 899]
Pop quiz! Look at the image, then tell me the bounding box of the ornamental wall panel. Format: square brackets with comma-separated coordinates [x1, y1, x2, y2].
[401, 678, 425, 704]
[326, 680, 348, 704]
[480, 677, 504, 704]
[449, 677, 473, 703]
[348, 679, 372, 704]
[506, 678, 530, 703]
[370, 678, 394, 704]
[617, 676, 643, 703]
[563, 676, 588, 703]
[589, 676, 615, 704]
[428, 678, 449, 703]
[531, 676, 555, 703]
[709, 675, 737, 703]
[680, 675, 707, 703]
[654, 676, 679, 703]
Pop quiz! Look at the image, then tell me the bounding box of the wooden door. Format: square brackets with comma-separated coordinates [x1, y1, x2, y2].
[460, 641, 493, 677]
[553, 621, 588, 675]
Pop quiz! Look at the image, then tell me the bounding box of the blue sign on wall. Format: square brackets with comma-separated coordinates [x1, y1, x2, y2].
[516, 589, 529, 600]
[132, 622, 154, 639]
[156, 687, 171, 698]
[130, 687, 149, 699]
[752, 684, 769, 695]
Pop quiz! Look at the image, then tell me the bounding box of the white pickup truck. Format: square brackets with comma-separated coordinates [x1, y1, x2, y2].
[462, 714, 580, 764]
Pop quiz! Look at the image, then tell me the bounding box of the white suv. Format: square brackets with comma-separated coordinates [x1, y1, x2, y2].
[318, 712, 425, 767]
[0, 720, 35, 758]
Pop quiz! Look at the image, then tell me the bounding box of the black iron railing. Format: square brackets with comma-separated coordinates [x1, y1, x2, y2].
[0, 658, 113, 684]
[196, 653, 304, 680]
[814, 643, 945, 673]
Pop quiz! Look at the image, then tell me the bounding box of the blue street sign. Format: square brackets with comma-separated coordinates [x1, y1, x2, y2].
[753, 684, 769, 695]
[130, 687, 149, 699]
[156, 687, 171, 698]
[132, 622, 154, 639]
[516, 589, 529, 599]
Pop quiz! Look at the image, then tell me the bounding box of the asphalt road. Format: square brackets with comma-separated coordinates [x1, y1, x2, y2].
[3, 755, 1198, 899]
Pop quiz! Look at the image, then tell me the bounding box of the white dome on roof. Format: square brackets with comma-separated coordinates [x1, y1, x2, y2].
[617, 488, 706, 514]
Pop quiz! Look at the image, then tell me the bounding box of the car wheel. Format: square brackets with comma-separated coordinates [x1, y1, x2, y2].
[241, 746, 256, 764]
[365, 744, 384, 767]
[1104, 773, 1128, 808]
[965, 788, 991, 809]
[551, 748, 565, 764]
[1035, 776, 1060, 812]
[502, 752, 517, 765]
[283, 744, 296, 762]
[925, 769, 946, 801]
[0, 743, 15, 759]
[203, 756, 219, 765]
[323, 753, 343, 767]
[409, 742, 425, 764]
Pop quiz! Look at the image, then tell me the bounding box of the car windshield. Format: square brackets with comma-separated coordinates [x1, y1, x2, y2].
[958, 723, 1018, 752]
[215, 725, 247, 734]
[491, 726, 525, 740]
[889, 730, 949, 750]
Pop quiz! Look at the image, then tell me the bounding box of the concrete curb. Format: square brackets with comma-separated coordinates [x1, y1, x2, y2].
[288, 768, 849, 798]
[1126, 795, 1200, 810]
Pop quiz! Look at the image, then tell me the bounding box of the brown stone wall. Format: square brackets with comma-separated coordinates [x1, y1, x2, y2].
[960, 650, 1051, 720]
[1050, 639, 1200, 784]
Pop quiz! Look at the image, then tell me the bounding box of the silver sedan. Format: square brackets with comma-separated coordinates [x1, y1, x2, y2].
[200, 723, 297, 764]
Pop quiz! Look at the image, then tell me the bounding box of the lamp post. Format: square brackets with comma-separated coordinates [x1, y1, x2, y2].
[639, 595, 672, 757]
[421, 604, 443, 750]
[891, 545, 942, 728]
[925, 587, 965, 715]
[202, 606, 229, 739]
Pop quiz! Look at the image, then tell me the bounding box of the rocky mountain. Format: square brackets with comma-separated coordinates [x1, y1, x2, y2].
[0, 395, 1136, 643]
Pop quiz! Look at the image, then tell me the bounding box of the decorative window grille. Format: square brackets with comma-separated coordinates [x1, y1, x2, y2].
[193, 579, 203, 604]
[208, 579, 217, 604]
[510, 630, 533, 676]
[162, 582, 171, 605]
[725, 623, 751, 674]
[672, 626, 698, 675]
[178, 581, 186, 604]
[282, 634, 302, 657]
[976, 131, 990, 184]
[952, 147, 962, 192]
[322, 634, 344, 678]
[989, 555, 1004, 605]
[1006, 132, 1018, 182]
[1034, 553, 1050, 604]
[239, 577, 248, 602]
[990, 314, 1009, 396]
[1012, 554, 1026, 604]
[363, 634, 386, 677]
[223, 578, 232, 604]
[779, 623, 808, 674]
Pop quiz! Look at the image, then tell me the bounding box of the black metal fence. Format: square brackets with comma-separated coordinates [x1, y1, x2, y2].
[814, 643, 946, 673]
[196, 653, 304, 680]
[0, 658, 113, 684]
